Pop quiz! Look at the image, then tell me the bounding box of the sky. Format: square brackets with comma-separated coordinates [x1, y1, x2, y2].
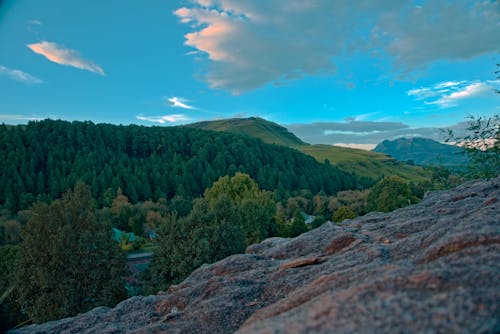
[0, 0, 499, 146]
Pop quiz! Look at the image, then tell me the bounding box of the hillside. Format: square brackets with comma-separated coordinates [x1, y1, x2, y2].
[185, 117, 306, 147]
[373, 137, 468, 169]
[12, 176, 500, 333]
[298, 144, 430, 182]
[0, 120, 360, 212]
[185, 117, 430, 182]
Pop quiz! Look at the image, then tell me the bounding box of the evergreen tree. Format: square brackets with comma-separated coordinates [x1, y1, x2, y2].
[289, 210, 308, 237]
[15, 182, 126, 323]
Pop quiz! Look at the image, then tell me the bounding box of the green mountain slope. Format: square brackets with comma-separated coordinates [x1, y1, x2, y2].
[298, 145, 429, 182]
[185, 117, 306, 147]
[184, 117, 430, 182]
[373, 137, 468, 169]
[0, 120, 360, 212]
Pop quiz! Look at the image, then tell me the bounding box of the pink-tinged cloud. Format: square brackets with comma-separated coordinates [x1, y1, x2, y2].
[0, 65, 42, 84]
[136, 114, 190, 124]
[27, 41, 104, 75]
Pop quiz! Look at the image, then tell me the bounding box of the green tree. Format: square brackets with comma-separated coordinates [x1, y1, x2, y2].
[289, 210, 308, 237]
[203, 173, 276, 244]
[15, 182, 126, 323]
[147, 213, 181, 292]
[333, 206, 356, 223]
[148, 174, 274, 292]
[366, 176, 414, 213]
[0, 245, 25, 332]
[311, 216, 327, 229]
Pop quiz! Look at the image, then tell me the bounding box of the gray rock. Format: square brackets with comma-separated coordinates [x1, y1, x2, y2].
[11, 177, 500, 334]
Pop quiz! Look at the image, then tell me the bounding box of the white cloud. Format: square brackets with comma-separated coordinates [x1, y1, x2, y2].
[136, 114, 190, 124]
[166, 97, 198, 110]
[175, 0, 499, 93]
[27, 41, 104, 75]
[408, 80, 496, 108]
[0, 65, 42, 84]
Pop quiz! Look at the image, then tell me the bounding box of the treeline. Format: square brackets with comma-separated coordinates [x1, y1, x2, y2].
[0, 120, 367, 213]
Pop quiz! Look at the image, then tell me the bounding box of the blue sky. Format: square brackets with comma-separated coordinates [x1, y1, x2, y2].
[0, 0, 499, 145]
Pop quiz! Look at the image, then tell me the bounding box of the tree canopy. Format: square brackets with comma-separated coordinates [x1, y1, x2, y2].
[148, 173, 275, 292]
[366, 176, 415, 213]
[15, 182, 126, 323]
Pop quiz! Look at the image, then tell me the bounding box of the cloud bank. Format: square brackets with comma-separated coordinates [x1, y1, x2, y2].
[27, 41, 104, 75]
[175, 0, 499, 93]
[0, 114, 44, 124]
[286, 121, 470, 146]
[0, 65, 42, 84]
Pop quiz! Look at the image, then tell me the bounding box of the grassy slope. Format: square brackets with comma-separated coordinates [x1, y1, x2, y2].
[299, 145, 429, 182]
[185, 117, 306, 147]
[185, 118, 430, 182]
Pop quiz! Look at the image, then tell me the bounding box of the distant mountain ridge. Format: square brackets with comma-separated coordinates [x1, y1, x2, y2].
[373, 137, 468, 169]
[185, 117, 307, 147]
[184, 117, 431, 182]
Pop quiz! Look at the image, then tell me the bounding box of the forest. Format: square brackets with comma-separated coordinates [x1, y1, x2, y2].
[0, 120, 368, 213]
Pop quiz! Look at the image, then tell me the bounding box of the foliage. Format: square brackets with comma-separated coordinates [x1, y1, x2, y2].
[366, 176, 415, 213]
[0, 217, 21, 246]
[333, 206, 356, 223]
[15, 182, 126, 323]
[148, 174, 275, 292]
[445, 115, 499, 179]
[0, 245, 25, 332]
[289, 210, 308, 237]
[327, 189, 369, 216]
[310, 216, 327, 229]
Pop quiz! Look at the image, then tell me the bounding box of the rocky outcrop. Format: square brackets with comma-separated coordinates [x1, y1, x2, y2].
[12, 177, 500, 333]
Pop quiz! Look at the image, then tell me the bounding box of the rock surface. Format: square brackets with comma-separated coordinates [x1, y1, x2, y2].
[11, 177, 500, 333]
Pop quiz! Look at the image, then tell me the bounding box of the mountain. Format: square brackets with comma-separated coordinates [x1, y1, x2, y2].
[0, 120, 360, 212]
[12, 176, 500, 333]
[185, 117, 307, 147]
[373, 137, 469, 169]
[185, 117, 431, 183]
